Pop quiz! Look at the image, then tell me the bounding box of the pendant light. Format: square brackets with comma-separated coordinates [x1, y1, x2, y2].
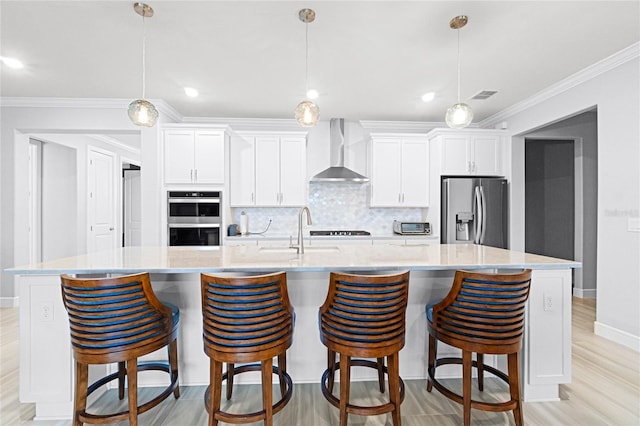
[445, 15, 473, 129]
[128, 2, 158, 127]
[294, 8, 320, 127]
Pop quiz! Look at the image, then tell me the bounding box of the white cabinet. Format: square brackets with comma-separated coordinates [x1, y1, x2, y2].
[370, 134, 429, 207]
[230, 133, 307, 207]
[428, 129, 504, 176]
[164, 129, 226, 184]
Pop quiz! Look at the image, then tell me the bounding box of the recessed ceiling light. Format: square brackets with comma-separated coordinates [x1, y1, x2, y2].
[184, 87, 199, 98]
[0, 56, 24, 69]
[421, 92, 435, 102]
[306, 89, 319, 100]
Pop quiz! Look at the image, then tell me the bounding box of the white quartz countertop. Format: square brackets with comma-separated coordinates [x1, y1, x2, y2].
[7, 244, 581, 275]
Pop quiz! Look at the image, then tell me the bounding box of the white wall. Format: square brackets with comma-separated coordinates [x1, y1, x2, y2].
[499, 53, 640, 348]
[0, 103, 146, 302]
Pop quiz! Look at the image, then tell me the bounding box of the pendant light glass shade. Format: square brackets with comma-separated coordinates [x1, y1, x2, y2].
[128, 99, 159, 127]
[295, 9, 319, 127]
[445, 102, 474, 128]
[295, 100, 320, 127]
[129, 3, 158, 127]
[446, 15, 473, 129]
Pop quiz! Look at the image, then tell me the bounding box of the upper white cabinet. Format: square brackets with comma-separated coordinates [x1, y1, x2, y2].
[230, 132, 307, 207]
[164, 129, 226, 184]
[370, 134, 429, 207]
[428, 129, 505, 176]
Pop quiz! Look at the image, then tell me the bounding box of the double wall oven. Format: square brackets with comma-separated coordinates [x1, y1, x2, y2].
[168, 191, 221, 246]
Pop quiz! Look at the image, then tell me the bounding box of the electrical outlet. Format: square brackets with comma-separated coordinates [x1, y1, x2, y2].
[39, 302, 54, 321]
[543, 294, 553, 311]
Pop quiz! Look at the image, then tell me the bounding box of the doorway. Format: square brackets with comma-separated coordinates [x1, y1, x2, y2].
[525, 139, 575, 260]
[122, 163, 142, 246]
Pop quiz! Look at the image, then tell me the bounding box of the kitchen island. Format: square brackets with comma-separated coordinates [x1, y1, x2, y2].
[9, 244, 579, 420]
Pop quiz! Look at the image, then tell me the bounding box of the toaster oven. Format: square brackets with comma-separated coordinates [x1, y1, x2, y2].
[393, 220, 431, 235]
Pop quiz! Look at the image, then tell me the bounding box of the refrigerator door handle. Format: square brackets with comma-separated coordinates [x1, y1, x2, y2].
[480, 186, 487, 244]
[474, 186, 482, 244]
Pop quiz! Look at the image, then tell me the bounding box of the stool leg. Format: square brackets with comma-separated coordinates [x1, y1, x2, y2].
[462, 350, 472, 426]
[339, 354, 351, 426]
[226, 363, 235, 400]
[209, 359, 222, 426]
[476, 353, 484, 392]
[327, 348, 336, 393]
[508, 351, 524, 426]
[388, 353, 402, 426]
[169, 339, 180, 398]
[126, 359, 138, 426]
[117, 361, 126, 400]
[278, 353, 287, 397]
[377, 357, 385, 393]
[426, 334, 437, 392]
[73, 361, 88, 426]
[261, 358, 274, 426]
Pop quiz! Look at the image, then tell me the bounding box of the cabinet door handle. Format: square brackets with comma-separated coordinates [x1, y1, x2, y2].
[194, 169, 198, 181]
[402, 193, 405, 203]
[251, 192, 254, 203]
[190, 169, 194, 181]
[398, 193, 402, 203]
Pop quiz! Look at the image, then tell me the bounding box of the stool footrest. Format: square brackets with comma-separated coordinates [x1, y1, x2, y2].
[320, 359, 405, 416]
[205, 363, 293, 424]
[79, 362, 179, 424]
[427, 356, 518, 412]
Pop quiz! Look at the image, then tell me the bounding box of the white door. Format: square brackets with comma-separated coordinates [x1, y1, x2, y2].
[278, 137, 306, 206]
[401, 140, 429, 207]
[164, 130, 195, 183]
[371, 138, 402, 207]
[230, 135, 256, 206]
[254, 136, 280, 205]
[123, 169, 142, 246]
[442, 135, 470, 174]
[194, 130, 225, 183]
[88, 149, 116, 253]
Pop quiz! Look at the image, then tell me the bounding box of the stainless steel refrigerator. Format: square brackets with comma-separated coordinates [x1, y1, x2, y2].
[441, 177, 508, 248]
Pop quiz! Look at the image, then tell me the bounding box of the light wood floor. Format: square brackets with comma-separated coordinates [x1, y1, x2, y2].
[2, 298, 639, 425]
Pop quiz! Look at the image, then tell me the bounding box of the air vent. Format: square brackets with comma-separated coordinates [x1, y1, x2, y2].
[471, 90, 498, 100]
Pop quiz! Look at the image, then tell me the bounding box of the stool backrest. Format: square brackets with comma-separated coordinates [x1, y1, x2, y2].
[60, 273, 173, 357]
[431, 269, 532, 351]
[201, 272, 294, 355]
[320, 271, 410, 351]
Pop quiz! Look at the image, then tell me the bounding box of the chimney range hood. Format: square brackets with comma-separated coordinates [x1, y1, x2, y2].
[311, 118, 369, 183]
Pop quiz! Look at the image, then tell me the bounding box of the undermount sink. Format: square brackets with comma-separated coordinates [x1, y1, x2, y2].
[259, 246, 340, 254]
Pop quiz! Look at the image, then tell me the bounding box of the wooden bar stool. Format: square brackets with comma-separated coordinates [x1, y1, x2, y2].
[201, 271, 294, 426]
[425, 269, 532, 426]
[319, 271, 410, 426]
[60, 273, 180, 426]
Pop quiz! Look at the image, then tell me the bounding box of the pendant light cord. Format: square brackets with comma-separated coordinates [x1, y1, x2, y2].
[141, 12, 147, 99]
[456, 27, 461, 103]
[304, 21, 309, 93]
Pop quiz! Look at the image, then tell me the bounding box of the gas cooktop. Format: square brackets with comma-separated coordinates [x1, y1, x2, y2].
[310, 230, 371, 236]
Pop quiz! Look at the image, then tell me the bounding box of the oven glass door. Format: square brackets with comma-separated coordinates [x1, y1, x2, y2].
[169, 225, 220, 246]
[168, 201, 220, 218]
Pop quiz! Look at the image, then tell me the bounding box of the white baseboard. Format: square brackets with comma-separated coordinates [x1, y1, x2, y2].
[0, 297, 18, 308]
[573, 288, 597, 298]
[594, 321, 640, 352]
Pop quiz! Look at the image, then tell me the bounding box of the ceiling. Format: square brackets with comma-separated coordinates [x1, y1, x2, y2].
[1, 1, 639, 124]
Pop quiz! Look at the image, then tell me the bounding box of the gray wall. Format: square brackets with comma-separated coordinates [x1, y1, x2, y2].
[524, 111, 598, 298]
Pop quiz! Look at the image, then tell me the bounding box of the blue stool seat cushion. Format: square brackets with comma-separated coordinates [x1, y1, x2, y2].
[162, 302, 180, 326]
[425, 300, 441, 323]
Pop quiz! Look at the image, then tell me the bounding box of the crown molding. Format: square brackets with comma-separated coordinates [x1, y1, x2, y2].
[359, 120, 451, 133]
[86, 134, 141, 155]
[182, 116, 311, 132]
[0, 97, 183, 123]
[479, 42, 640, 128]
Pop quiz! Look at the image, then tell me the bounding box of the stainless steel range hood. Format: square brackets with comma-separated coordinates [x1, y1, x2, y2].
[311, 118, 369, 182]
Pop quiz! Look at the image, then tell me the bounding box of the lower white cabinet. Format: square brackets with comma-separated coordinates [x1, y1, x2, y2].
[370, 134, 429, 207]
[230, 132, 307, 207]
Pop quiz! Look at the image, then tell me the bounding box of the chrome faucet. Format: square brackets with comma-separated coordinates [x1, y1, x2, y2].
[291, 206, 312, 254]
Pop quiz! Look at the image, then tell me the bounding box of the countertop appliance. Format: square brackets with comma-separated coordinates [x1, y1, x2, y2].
[441, 177, 508, 249]
[393, 221, 431, 235]
[168, 191, 221, 246]
[310, 230, 371, 236]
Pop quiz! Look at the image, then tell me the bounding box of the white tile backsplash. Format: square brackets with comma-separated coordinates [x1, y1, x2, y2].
[231, 182, 426, 236]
